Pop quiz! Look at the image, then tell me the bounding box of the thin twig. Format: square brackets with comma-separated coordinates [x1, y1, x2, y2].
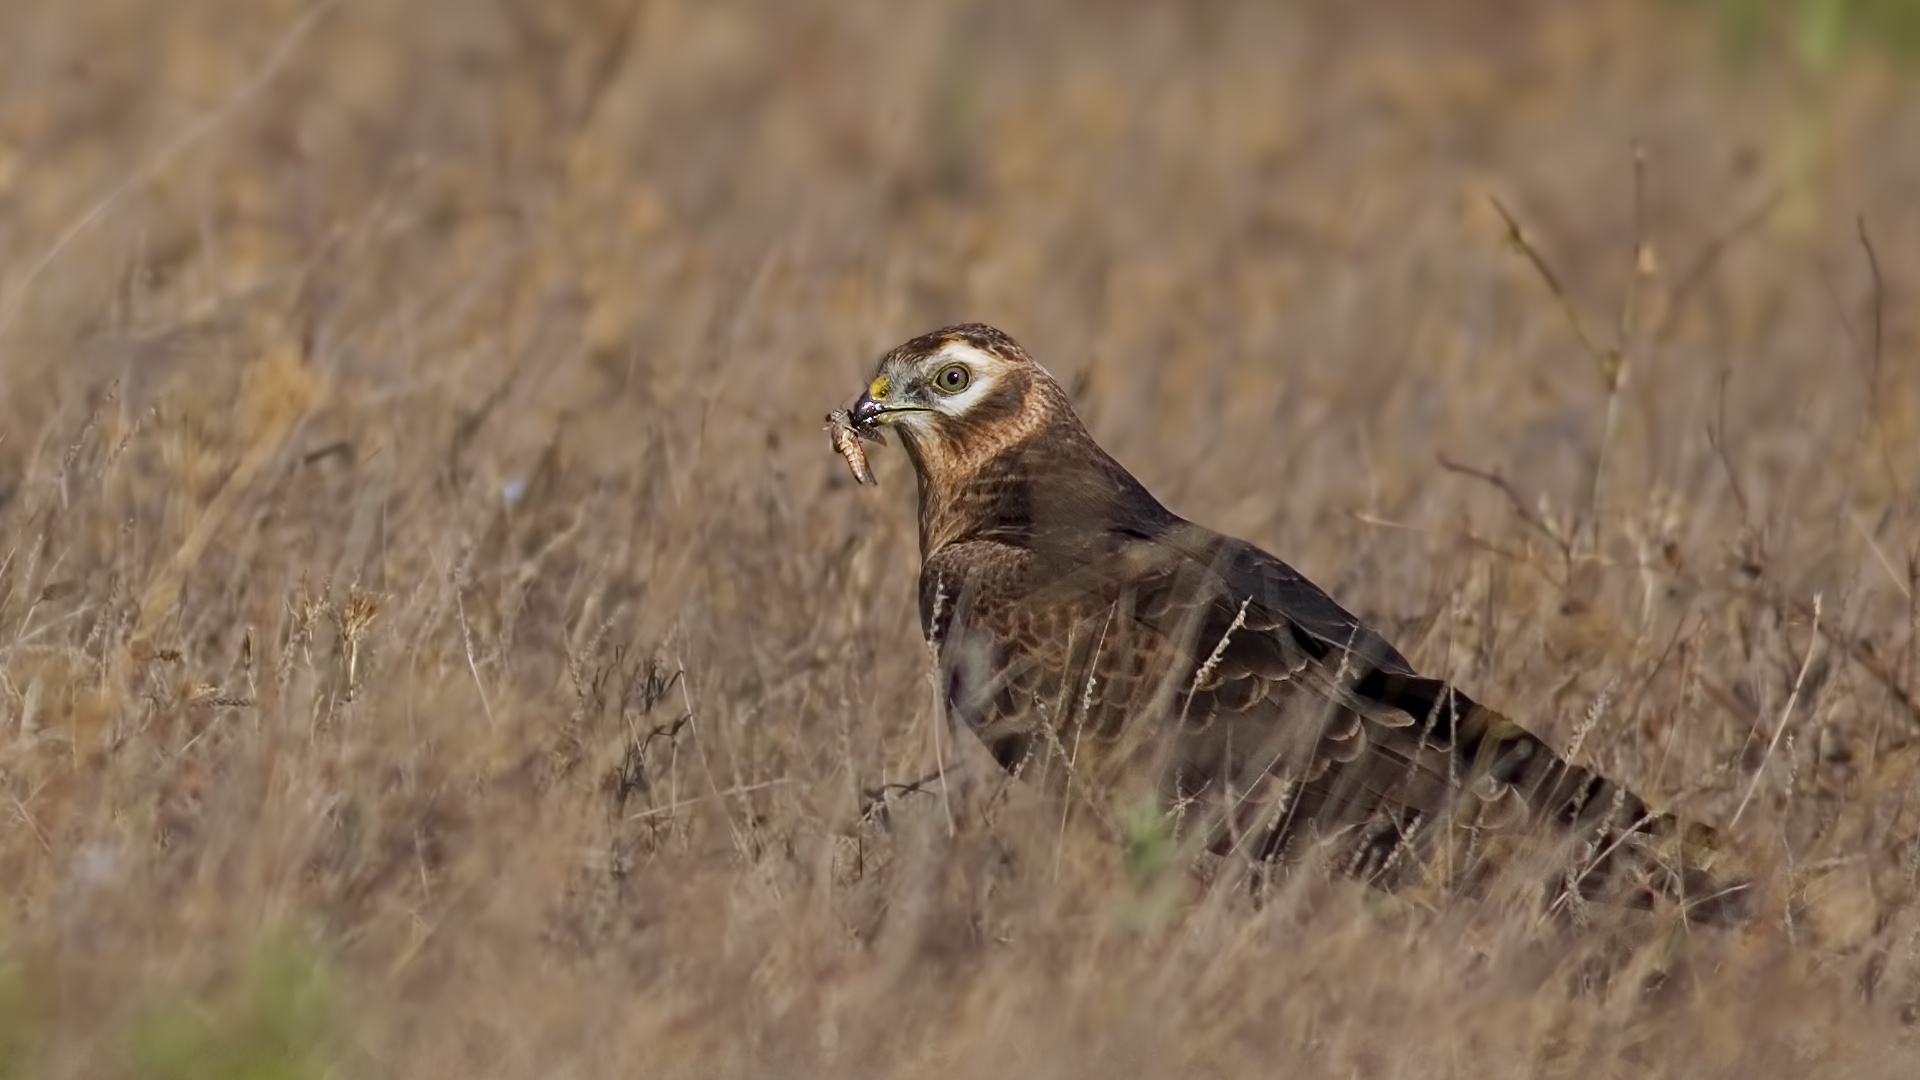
[1734, 594, 1821, 826]
[1851, 512, 1912, 602]
[1809, 235, 1897, 496]
[1487, 195, 1609, 366]
[1581, 146, 1649, 554]
[1784, 590, 1920, 731]
[1486, 184, 1626, 558]
[1858, 215, 1885, 385]
[626, 778, 805, 823]
[1650, 187, 1783, 350]
[1854, 215, 1900, 498]
[1436, 452, 1573, 567]
[569, 0, 647, 135]
[1706, 368, 1751, 520]
[1617, 144, 1649, 355]
[859, 772, 948, 824]
[454, 584, 495, 729]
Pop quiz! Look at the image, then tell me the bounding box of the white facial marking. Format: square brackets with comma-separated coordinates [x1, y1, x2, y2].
[925, 341, 1001, 417]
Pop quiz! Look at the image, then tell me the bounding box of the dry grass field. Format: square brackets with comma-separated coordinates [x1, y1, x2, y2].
[2, 1, 1919, 1076]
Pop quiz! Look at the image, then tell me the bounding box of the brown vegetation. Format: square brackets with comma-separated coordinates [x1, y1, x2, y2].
[1, 1, 1918, 1076]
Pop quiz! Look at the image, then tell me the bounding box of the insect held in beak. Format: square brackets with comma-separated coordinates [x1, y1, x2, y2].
[824, 407, 879, 486]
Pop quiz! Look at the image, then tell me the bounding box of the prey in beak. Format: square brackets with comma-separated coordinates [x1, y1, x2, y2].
[825, 371, 920, 487]
[824, 403, 882, 486]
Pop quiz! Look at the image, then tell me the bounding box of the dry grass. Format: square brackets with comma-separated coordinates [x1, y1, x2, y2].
[2, 1, 1920, 1076]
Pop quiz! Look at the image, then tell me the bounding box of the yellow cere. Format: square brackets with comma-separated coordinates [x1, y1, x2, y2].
[868, 374, 890, 400]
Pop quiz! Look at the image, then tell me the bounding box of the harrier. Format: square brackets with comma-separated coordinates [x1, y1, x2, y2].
[839, 323, 1749, 923]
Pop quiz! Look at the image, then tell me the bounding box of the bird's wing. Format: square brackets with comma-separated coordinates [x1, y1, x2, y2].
[1122, 524, 1733, 896]
[1108, 522, 1437, 732]
[918, 524, 1742, 918]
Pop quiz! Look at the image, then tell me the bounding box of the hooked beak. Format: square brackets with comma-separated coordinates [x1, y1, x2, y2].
[851, 391, 886, 429]
[851, 374, 929, 431]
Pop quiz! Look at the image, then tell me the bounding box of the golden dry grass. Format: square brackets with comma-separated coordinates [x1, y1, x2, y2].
[2, 1, 1919, 1076]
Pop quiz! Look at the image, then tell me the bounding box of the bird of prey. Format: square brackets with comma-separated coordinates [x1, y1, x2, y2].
[838, 323, 1749, 923]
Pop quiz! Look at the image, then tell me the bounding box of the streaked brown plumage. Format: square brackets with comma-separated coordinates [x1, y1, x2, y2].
[846, 323, 1750, 923]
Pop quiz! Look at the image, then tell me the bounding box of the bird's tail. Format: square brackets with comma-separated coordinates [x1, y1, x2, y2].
[1481, 714, 1750, 922]
[1361, 673, 1756, 926]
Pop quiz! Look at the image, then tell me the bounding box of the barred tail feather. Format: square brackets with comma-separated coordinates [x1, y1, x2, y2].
[1449, 694, 1754, 925]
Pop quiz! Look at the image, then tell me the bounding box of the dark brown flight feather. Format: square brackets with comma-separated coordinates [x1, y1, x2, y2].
[842, 322, 1754, 924]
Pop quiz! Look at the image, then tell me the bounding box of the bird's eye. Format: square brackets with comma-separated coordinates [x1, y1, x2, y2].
[934, 363, 971, 394]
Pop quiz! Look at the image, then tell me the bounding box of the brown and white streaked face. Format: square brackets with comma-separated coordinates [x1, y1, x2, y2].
[849, 323, 1065, 480]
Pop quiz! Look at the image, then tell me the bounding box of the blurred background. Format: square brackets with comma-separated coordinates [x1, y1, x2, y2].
[1, 1, 1918, 1077]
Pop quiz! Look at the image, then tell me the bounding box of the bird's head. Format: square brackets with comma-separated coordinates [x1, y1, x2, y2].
[841, 323, 1171, 556]
[849, 323, 1064, 477]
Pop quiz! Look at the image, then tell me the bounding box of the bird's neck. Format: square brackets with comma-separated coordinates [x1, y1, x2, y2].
[908, 426, 1176, 561]
[910, 450, 1025, 557]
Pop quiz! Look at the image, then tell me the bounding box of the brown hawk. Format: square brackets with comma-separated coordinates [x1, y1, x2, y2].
[842, 323, 1750, 923]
